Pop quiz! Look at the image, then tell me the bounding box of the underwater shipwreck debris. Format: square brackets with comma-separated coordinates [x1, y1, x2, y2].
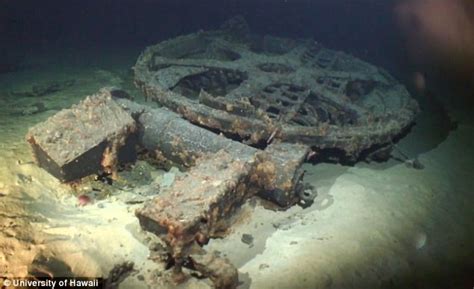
[117, 98, 309, 207]
[257, 142, 309, 207]
[136, 150, 257, 289]
[26, 88, 312, 288]
[115, 98, 255, 168]
[25, 90, 309, 206]
[134, 17, 419, 160]
[21, 18, 422, 281]
[25, 89, 138, 182]
[189, 251, 239, 289]
[134, 143, 308, 288]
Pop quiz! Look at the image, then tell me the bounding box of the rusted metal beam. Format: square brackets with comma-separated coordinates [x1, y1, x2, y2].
[117, 98, 310, 207]
[116, 98, 256, 168]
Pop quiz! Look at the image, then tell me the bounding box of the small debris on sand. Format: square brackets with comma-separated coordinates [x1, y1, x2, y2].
[241, 233, 254, 246]
[77, 194, 92, 206]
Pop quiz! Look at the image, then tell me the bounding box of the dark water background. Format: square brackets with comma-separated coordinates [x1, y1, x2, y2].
[1, 0, 404, 75]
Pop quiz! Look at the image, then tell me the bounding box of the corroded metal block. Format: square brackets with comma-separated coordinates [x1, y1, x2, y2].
[136, 150, 259, 288]
[136, 150, 257, 257]
[26, 90, 137, 182]
[255, 143, 310, 207]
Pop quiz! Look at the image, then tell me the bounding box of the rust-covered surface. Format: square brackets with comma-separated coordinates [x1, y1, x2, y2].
[136, 150, 259, 288]
[25, 89, 137, 182]
[135, 144, 309, 287]
[115, 98, 256, 168]
[190, 251, 239, 289]
[117, 98, 310, 207]
[26, 90, 313, 287]
[136, 150, 257, 254]
[134, 16, 419, 159]
[256, 143, 310, 207]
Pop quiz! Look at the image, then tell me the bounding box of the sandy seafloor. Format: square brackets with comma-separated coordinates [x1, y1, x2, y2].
[0, 47, 473, 289]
